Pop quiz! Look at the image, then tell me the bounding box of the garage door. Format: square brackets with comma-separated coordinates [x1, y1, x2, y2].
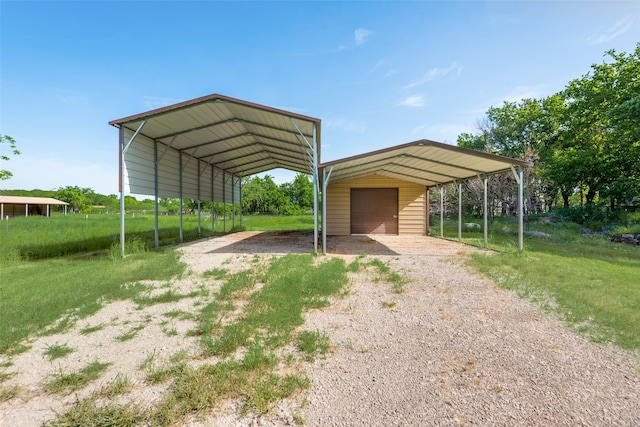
[350, 188, 398, 235]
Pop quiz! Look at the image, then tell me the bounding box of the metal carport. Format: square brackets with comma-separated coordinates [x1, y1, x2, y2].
[319, 139, 533, 252]
[109, 94, 321, 257]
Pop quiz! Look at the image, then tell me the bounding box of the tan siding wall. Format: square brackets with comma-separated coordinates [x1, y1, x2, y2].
[326, 174, 425, 235]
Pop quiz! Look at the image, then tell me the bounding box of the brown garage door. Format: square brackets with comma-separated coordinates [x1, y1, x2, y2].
[350, 188, 398, 235]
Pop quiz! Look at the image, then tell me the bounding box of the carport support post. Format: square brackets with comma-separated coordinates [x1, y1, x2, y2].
[179, 151, 184, 243]
[483, 176, 488, 249]
[232, 174, 236, 230]
[458, 182, 462, 242]
[197, 161, 201, 237]
[120, 120, 145, 258]
[312, 123, 318, 255]
[511, 165, 524, 251]
[211, 168, 215, 234]
[290, 117, 318, 254]
[154, 141, 159, 248]
[239, 178, 243, 228]
[223, 171, 227, 232]
[322, 166, 333, 254]
[440, 186, 444, 238]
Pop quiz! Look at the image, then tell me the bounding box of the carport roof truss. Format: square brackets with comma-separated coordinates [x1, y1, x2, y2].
[319, 139, 532, 187]
[109, 93, 321, 178]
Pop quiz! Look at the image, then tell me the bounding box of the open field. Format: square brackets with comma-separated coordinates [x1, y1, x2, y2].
[0, 213, 313, 261]
[1, 231, 639, 426]
[0, 213, 639, 425]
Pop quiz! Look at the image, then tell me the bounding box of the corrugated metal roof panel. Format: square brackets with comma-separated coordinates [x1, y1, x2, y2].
[320, 139, 532, 187]
[110, 94, 320, 199]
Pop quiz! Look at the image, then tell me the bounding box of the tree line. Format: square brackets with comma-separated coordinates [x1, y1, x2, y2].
[457, 44, 640, 214]
[2, 173, 315, 216]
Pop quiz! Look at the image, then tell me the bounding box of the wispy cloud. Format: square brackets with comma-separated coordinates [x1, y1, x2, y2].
[354, 28, 372, 46]
[140, 96, 183, 110]
[338, 28, 373, 51]
[587, 18, 633, 44]
[324, 117, 366, 134]
[404, 62, 462, 90]
[58, 95, 87, 105]
[368, 59, 397, 78]
[397, 95, 425, 108]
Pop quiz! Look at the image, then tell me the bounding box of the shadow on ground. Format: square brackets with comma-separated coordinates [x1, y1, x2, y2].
[202, 231, 399, 256]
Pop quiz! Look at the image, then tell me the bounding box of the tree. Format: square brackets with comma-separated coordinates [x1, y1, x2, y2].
[458, 99, 549, 220]
[559, 45, 640, 207]
[280, 173, 314, 214]
[241, 175, 290, 214]
[54, 186, 93, 213]
[0, 134, 21, 182]
[458, 45, 640, 212]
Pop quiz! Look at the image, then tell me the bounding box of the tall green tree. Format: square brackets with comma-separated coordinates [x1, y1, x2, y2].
[280, 173, 314, 213]
[54, 186, 94, 213]
[560, 45, 640, 206]
[241, 175, 289, 214]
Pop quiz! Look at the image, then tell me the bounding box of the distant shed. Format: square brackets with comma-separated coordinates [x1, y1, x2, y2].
[0, 196, 69, 219]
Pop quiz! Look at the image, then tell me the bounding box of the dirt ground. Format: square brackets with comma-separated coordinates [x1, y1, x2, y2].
[2, 231, 639, 426]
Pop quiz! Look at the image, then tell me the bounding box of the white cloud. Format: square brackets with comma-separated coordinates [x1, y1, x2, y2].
[404, 62, 462, 90]
[140, 96, 184, 111]
[354, 28, 372, 46]
[587, 18, 633, 44]
[58, 95, 87, 105]
[324, 118, 366, 134]
[397, 95, 425, 108]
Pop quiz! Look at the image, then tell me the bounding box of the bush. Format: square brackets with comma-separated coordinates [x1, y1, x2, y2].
[551, 205, 617, 231]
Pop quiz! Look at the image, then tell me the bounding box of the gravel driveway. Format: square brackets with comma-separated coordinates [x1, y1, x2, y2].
[2, 231, 639, 426]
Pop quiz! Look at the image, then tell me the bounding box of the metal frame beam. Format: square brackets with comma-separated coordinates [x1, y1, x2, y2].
[120, 120, 145, 258]
[322, 166, 333, 254]
[291, 118, 318, 254]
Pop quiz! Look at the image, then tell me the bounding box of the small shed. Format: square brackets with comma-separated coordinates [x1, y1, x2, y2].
[0, 196, 69, 219]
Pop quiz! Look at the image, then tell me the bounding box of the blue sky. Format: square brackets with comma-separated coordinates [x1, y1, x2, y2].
[1, 1, 639, 196]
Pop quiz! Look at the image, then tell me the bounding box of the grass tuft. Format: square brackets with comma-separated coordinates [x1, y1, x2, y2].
[44, 394, 146, 427]
[0, 385, 19, 402]
[43, 343, 74, 361]
[297, 330, 330, 361]
[80, 323, 106, 335]
[44, 360, 112, 395]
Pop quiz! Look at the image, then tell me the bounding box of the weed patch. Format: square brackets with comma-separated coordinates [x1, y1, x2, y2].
[80, 323, 106, 335]
[44, 360, 111, 395]
[0, 385, 18, 402]
[44, 395, 146, 427]
[43, 343, 74, 361]
[297, 330, 330, 361]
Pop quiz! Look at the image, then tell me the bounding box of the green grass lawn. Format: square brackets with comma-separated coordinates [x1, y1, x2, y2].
[0, 213, 314, 354]
[0, 213, 314, 260]
[433, 216, 640, 351]
[1, 212, 638, 356]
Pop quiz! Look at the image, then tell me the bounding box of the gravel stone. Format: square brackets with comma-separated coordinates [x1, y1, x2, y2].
[1, 231, 638, 426]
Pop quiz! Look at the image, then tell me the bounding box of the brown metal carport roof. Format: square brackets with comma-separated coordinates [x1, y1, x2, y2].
[109, 93, 321, 183]
[0, 196, 69, 205]
[318, 139, 533, 252]
[319, 139, 532, 187]
[109, 93, 322, 256]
